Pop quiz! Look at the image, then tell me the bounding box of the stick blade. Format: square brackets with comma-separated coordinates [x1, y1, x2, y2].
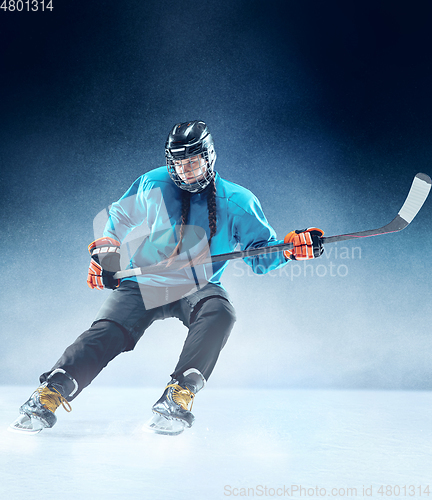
[322, 172, 431, 245]
[398, 173, 431, 224]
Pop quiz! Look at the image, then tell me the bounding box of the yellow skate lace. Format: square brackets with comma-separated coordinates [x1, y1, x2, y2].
[38, 386, 72, 413]
[166, 384, 195, 411]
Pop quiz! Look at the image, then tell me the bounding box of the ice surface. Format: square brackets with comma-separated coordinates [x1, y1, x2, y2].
[1, 386, 431, 500]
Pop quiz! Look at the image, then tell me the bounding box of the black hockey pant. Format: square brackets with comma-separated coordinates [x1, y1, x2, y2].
[40, 281, 236, 400]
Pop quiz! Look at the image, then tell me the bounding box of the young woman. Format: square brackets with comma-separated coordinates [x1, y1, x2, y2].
[11, 120, 324, 435]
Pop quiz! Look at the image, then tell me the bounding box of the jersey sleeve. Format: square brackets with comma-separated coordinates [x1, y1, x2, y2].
[234, 194, 288, 274]
[103, 176, 147, 243]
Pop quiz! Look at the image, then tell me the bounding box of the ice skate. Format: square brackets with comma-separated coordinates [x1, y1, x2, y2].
[146, 368, 205, 435]
[144, 413, 186, 436]
[9, 369, 77, 434]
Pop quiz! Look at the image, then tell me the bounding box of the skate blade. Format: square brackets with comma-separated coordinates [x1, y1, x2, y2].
[8, 414, 44, 435]
[144, 413, 185, 436]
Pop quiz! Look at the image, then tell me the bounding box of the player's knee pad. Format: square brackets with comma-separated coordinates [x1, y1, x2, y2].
[87, 320, 130, 351]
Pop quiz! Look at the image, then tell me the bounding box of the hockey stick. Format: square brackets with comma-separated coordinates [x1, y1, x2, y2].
[114, 173, 431, 279]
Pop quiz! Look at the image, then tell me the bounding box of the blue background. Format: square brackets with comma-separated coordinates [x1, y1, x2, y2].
[1, 0, 431, 390]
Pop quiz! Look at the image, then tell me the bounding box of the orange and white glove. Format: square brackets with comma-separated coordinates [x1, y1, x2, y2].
[87, 237, 121, 290]
[283, 228, 324, 260]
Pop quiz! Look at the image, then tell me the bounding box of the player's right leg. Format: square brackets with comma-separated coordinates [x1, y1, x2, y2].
[10, 281, 156, 434]
[10, 320, 135, 434]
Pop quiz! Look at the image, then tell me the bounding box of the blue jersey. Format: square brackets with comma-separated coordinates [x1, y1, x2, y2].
[103, 167, 288, 287]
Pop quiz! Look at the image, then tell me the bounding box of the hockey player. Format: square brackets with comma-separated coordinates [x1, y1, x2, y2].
[11, 120, 324, 435]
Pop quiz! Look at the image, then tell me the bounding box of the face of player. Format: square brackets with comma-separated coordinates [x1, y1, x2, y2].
[174, 154, 207, 185]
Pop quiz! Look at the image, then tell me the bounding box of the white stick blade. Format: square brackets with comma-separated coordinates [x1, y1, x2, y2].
[398, 173, 431, 224]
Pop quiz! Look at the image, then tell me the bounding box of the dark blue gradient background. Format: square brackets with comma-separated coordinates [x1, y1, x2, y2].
[1, 1, 431, 389]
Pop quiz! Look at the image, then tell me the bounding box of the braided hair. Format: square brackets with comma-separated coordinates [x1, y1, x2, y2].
[166, 179, 217, 266]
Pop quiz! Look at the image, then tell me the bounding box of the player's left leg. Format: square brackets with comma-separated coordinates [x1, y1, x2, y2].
[171, 296, 236, 381]
[150, 295, 236, 433]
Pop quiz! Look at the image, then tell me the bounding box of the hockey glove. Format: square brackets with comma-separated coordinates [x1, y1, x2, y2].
[87, 237, 121, 290]
[283, 228, 324, 260]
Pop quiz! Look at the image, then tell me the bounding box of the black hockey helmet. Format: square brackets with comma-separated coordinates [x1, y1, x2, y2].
[165, 120, 216, 193]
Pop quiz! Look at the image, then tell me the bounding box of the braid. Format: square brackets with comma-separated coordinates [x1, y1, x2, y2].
[192, 179, 217, 264]
[166, 190, 191, 265]
[206, 179, 217, 247]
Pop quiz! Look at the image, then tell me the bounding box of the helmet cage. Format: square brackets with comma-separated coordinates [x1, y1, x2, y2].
[166, 132, 217, 193]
